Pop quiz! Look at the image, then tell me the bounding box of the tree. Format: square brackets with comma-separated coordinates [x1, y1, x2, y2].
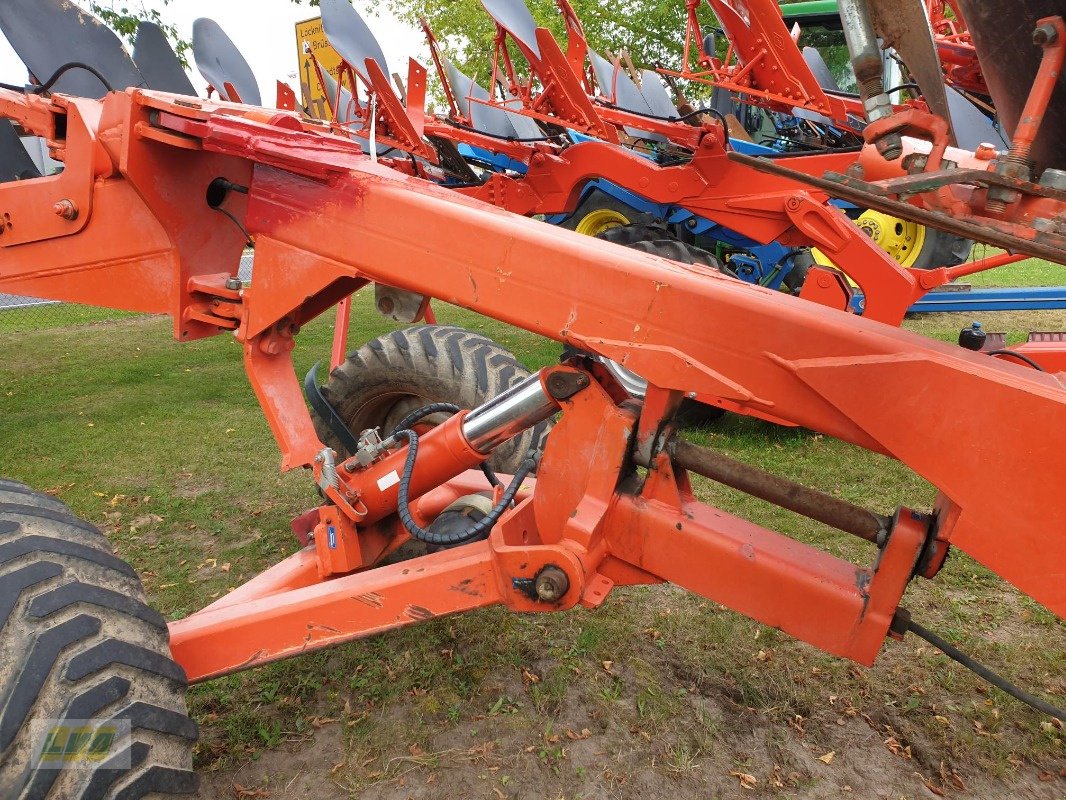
[374, 0, 717, 86]
[84, 1, 190, 65]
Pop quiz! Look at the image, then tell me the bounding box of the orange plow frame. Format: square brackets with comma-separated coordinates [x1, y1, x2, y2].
[1, 87, 1064, 685]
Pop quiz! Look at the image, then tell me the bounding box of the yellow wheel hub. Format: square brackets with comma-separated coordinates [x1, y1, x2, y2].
[813, 210, 928, 271]
[856, 210, 926, 268]
[575, 207, 631, 237]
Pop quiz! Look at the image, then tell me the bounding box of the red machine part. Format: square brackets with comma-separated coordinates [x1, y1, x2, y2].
[669, 0, 864, 122]
[309, 7, 1030, 330]
[743, 16, 1066, 266]
[0, 87, 1064, 685]
[926, 0, 987, 95]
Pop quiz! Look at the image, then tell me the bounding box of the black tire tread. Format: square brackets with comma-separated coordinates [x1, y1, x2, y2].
[913, 228, 973, 269]
[0, 490, 197, 800]
[315, 325, 548, 473]
[0, 486, 70, 516]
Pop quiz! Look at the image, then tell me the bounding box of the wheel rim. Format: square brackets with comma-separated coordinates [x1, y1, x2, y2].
[812, 210, 928, 270]
[855, 210, 926, 268]
[574, 207, 631, 237]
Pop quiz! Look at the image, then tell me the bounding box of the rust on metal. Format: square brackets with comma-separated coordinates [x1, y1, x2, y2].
[670, 437, 892, 544]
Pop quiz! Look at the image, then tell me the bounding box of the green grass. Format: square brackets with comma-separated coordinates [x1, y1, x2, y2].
[0, 292, 1062, 796]
[962, 247, 1064, 288]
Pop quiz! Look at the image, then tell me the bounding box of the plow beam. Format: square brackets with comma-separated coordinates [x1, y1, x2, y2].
[1, 88, 1064, 672]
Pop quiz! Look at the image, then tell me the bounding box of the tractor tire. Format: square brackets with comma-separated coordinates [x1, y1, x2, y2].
[910, 228, 973, 270]
[0, 487, 198, 799]
[594, 227, 730, 427]
[598, 224, 735, 276]
[560, 189, 650, 237]
[313, 326, 547, 474]
[852, 210, 972, 270]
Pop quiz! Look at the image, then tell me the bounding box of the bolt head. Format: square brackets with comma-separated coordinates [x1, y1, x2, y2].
[1033, 24, 1058, 46]
[534, 566, 569, 603]
[53, 199, 78, 220]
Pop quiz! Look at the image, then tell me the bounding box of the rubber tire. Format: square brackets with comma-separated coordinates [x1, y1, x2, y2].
[594, 227, 729, 427]
[911, 228, 973, 270]
[560, 189, 650, 233]
[314, 326, 546, 474]
[0, 484, 198, 799]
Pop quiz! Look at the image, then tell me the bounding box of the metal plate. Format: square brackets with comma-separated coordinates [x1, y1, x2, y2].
[0, 120, 42, 182]
[802, 46, 842, 93]
[192, 18, 261, 105]
[133, 21, 196, 95]
[444, 59, 544, 141]
[315, 67, 358, 124]
[640, 70, 679, 119]
[867, 0, 953, 141]
[0, 0, 146, 98]
[956, 0, 1066, 175]
[946, 86, 1009, 152]
[588, 49, 653, 117]
[320, 0, 390, 81]
[479, 0, 541, 59]
[500, 93, 546, 140]
[445, 59, 515, 138]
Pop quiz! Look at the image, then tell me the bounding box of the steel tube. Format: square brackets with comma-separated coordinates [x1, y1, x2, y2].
[462, 370, 556, 454]
[670, 438, 891, 543]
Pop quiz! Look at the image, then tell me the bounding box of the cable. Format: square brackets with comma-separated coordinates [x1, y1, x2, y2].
[885, 83, 923, 97]
[393, 427, 536, 546]
[904, 617, 1064, 720]
[214, 206, 253, 248]
[986, 349, 1045, 372]
[0, 63, 117, 95]
[388, 403, 501, 489]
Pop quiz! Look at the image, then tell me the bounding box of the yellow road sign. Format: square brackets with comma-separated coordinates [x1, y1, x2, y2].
[295, 16, 342, 120]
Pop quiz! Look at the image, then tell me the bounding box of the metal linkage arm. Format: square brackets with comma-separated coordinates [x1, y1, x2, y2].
[158, 92, 1065, 617]
[1, 89, 1064, 681]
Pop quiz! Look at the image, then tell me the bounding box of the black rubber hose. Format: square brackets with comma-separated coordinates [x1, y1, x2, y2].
[906, 619, 1064, 720]
[388, 402, 462, 438]
[986, 349, 1045, 372]
[393, 427, 535, 546]
[37, 62, 116, 93]
[388, 402, 501, 489]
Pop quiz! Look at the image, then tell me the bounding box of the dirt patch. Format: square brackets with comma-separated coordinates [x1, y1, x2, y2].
[195, 684, 1063, 800]
[193, 600, 1064, 800]
[175, 473, 226, 500]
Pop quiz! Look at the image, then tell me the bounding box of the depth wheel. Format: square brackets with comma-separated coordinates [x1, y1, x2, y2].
[0, 482, 197, 799]
[313, 325, 547, 474]
[561, 189, 645, 236]
[815, 210, 972, 270]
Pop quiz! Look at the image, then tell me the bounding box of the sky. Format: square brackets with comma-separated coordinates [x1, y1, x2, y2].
[0, 0, 421, 102]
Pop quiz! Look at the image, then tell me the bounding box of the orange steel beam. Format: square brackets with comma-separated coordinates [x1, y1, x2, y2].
[2, 88, 1064, 685]
[310, 5, 1034, 327]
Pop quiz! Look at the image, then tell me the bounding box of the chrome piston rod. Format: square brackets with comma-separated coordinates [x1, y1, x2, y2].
[462, 370, 556, 454]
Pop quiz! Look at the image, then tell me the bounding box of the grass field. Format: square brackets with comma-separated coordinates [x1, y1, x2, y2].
[0, 292, 1062, 799]
[962, 250, 1063, 288]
